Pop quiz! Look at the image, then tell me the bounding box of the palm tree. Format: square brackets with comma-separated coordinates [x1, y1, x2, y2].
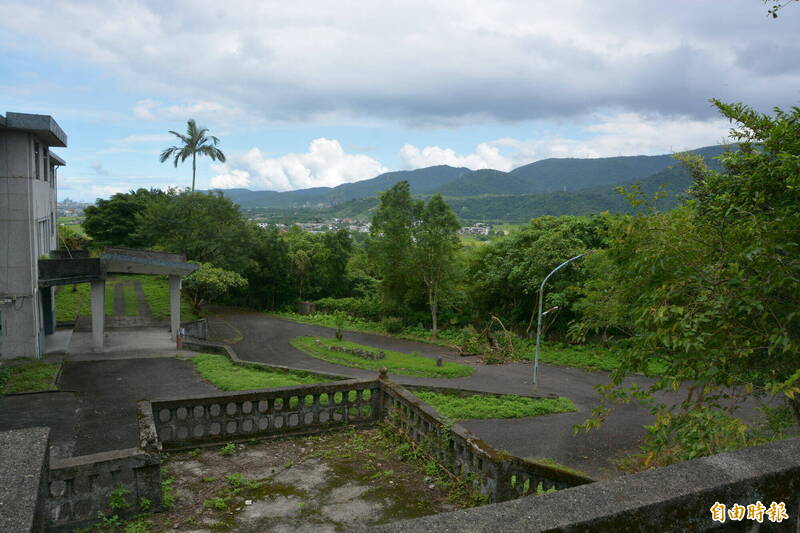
[159, 119, 226, 191]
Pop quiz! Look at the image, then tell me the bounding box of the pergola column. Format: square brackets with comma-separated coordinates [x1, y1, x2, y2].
[90, 280, 105, 351]
[169, 275, 181, 341]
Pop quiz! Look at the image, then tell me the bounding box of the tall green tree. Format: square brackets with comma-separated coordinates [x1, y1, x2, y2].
[368, 181, 422, 315]
[159, 119, 226, 192]
[244, 226, 295, 310]
[136, 190, 253, 273]
[466, 215, 609, 333]
[317, 229, 354, 298]
[414, 194, 461, 338]
[182, 262, 248, 314]
[577, 101, 800, 461]
[83, 188, 164, 248]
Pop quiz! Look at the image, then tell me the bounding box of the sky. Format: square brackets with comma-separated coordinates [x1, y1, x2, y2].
[1, 0, 798, 202]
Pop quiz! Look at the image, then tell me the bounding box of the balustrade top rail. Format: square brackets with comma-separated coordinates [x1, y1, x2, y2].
[149, 377, 379, 408]
[146, 378, 383, 450]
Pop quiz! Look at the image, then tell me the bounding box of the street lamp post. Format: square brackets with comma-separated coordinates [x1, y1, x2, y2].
[533, 253, 585, 389]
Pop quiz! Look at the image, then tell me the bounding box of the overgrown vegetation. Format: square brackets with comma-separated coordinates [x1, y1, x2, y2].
[0, 361, 59, 394]
[574, 101, 800, 464]
[291, 336, 473, 378]
[55, 283, 92, 322]
[190, 353, 327, 391]
[412, 390, 576, 420]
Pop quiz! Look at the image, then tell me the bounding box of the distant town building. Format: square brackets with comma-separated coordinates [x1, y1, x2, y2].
[0, 112, 66, 358]
[460, 224, 491, 236]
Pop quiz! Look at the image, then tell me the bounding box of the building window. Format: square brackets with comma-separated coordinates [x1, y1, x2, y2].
[43, 147, 48, 181]
[34, 141, 40, 179]
[51, 212, 55, 235]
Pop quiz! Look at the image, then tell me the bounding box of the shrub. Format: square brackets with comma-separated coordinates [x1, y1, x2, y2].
[381, 317, 404, 334]
[315, 296, 382, 321]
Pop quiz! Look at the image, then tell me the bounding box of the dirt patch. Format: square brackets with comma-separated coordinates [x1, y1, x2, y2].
[147, 428, 468, 532]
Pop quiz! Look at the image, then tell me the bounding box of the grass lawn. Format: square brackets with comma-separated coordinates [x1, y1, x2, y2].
[122, 282, 139, 316]
[412, 390, 575, 420]
[191, 354, 328, 391]
[0, 361, 60, 394]
[291, 336, 473, 378]
[135, 274, 199, 321]
[54, 275, 199, 321]
[517, 341, 667, 375]
[55, 283, 92, 322]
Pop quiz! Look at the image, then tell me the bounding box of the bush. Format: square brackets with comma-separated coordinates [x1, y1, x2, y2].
[381, 317, 404, 334]
[315, 296, 382, 321]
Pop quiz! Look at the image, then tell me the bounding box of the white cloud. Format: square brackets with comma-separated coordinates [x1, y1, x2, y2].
[132, 99, 241, 125]
[400, 143, 514, 171]
[1, 1, 797, 126]
[210, 138, 387, 191]
[88, 185, 127, 199]
[117, 133, 175, 144]
[402, 113, 731, 172]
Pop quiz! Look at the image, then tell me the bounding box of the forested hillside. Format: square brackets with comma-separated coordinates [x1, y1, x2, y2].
[220, 145, 728, 220]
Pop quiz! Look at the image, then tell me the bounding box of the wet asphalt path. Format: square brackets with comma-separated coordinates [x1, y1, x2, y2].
[208, 310, 667, 479]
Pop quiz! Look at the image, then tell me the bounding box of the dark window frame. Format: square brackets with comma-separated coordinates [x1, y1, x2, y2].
[34, 141, 40, 179]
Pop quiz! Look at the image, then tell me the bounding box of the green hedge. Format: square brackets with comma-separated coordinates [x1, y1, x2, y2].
[314, 296, 382, 321]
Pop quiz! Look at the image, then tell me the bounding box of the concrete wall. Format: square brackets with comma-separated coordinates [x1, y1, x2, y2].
[362, 436, 800, 533]
[0, 427, 50, 533]
[46, 449, 162, 533]
[0, 129, 58, 358]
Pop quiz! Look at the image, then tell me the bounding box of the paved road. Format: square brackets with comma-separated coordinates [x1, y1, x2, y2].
[0, 358, 217, 457]
[208, 310, 670, 479]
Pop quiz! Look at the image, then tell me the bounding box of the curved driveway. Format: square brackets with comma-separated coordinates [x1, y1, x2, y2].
[209, 310, 664, 479]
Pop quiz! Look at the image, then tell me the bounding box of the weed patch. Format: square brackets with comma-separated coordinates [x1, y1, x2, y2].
[0, 361, 59, 394]
[191, 354, 327, 391]
[412, 390, 575, 420]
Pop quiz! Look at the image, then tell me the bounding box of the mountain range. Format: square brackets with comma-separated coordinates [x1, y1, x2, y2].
[214, 145, 728, 222]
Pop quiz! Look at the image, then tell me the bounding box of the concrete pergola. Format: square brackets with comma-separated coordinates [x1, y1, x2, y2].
[38, 247, 197, 351]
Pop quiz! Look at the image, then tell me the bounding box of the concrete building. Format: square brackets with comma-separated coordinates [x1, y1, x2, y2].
[1, 112, 198, 359]
[0, 112, 66, 358]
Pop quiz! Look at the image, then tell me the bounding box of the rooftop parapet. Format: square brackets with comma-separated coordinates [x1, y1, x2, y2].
[1, 111, 68, 147]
